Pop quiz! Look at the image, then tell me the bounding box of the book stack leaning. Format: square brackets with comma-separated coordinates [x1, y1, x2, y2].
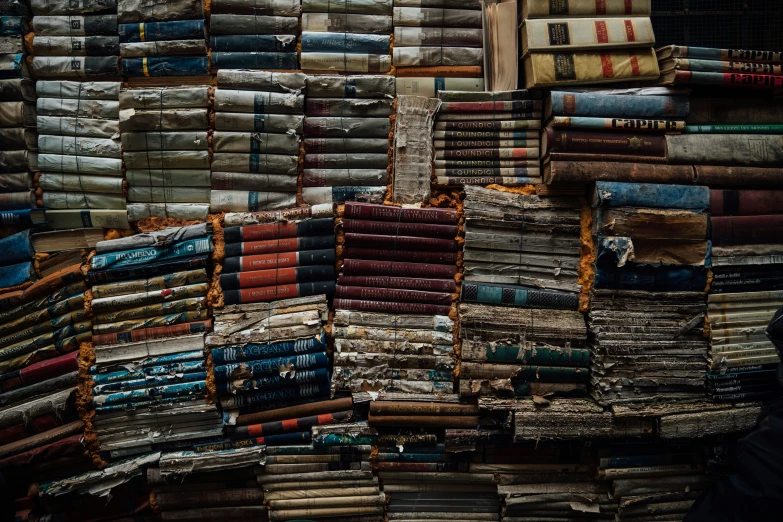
[433, 90, 542, 188]
[520, 0, 659, 88]
[208, 0, 298, 71]
[210, 70, 305, 214]
[302, 75, 394, 205]
[36, 81, 125, 214]
[300, 0, 392, 74]
[83, 223, 222, 461]
[120, 85, 211, 221]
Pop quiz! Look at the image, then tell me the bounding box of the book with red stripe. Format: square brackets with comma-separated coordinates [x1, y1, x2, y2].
[224, 281, 336, 304]
[223, 217, 335, 242]
[223, 249, 336, 273]
[337, 275, 456, 293]
[661, 69, 783, 88]
[91, 320, 213, 346]
[335, 286, 453, 305]
[225, 234, 335, 256]
[343, 202, 457, 225]
[343, 234, 459, 252]
[232, 410, 353, 438]
[333, 298, 451, 316]
[220, 265, 335, 290]
[342, 219, 458, 239]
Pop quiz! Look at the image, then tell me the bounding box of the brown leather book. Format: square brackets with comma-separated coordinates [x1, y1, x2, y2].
[542, 127, 666, 156]
[544, 161, 694, 184]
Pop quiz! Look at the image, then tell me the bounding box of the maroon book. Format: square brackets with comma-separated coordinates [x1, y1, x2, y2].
[335, 285, 453, 305]
[343, 247, 459, 265]
[710, 189, 783, 216]
[343, 202, 457, 224]
[342, 259, 457, 279]
[337, 275, 456, 293]
[543, 127, 666, 157]
[342, 219, 458, 239]
[710, 214, 783, 245]
[333, 298, 452, 316]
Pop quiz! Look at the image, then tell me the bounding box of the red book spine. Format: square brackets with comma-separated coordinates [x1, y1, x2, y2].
[0, 413, 64, 446]
[235, 236, 302, 254]
[343, 202, 458, 225]
[441, 100, 541, 112]
[335, 285, 452, 305]
[437, 148, 536, 159]
[342, 219, 458, 239]
[333, 298, 451, 315]
[222, 267, 300, 288]
[710, 215, 783, 245]
[343, 247, 459, 265]
[224, 281, 335, 305]
[344, 233, 459, 252]
[709, 189, 783, 216]
[343, 259, 458, 279]
[544, 127, 666, 156]
[18, 351, 79, 389]
[237, 222, 298, 241]
[91, 320, 213, 346]
[337, 275, 456, 292]
[233, 251, 301, 271]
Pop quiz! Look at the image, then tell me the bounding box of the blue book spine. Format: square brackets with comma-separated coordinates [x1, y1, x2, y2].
[301, 31, 390, 54]
[0, 209, 39, 227]
[220, 367, 330, 395]
[313, 433, 377, 446]
[0, 17, 24, 35]
[0, 230, 33, 266]
[92, 360, 205, 384]
[212, 332, 327, 365]
[194, 432, 311, 452]
[550, 91, 690, 118]
[0, 53, 23, 79]
[0, 260, 34, 289]
[211, 52, 297, 70]
[461, 282, 579, 310]
[94, 380, 207, 407]
[90, 350, 204, 375]
[93, 370, 207, 394]
[119, 20, 205, 42]
[121, 56, 209, 77]
[90, 236, 213, 270]
[593, 181, 710, 211]
[210, 34, 295, 52]
[594, 265, 708, 292]
[220, 381, 330, 409]
[214, 352, 329, 383]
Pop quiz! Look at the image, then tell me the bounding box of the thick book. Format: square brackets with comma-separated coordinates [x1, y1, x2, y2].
[342, 259, 457, 279]
[335, 286, 452, 305]
[301, 32, 389, 54]
[710, 190, 783, 216]
[210, 34, 295, 52]
[544, 160, 695, 184]
[524, 49, 660, 88]
[547, 90, 689, 119]
[656, 45, 783, 64]
[343, 233, 458, 252]
[660, 57, 783, 75]
[343, 247, 458, 265]
[0, 230, 33, 266]
[549, 116, 685, 132]
[521, 17, 654, 55]
[333, 298, 451, 316]
[224, 218, 334, 242]
[542, 127, 665, 157]
[210, 52, 297, 71]
[666, 134, 783, 166]
[118, 19, 205, 42]
[224, 281, 335, 305]
[592, 181, 709, 210]
[92, 321, 212, 346]
[342, 219, 457, 240]
[220, 265, 335, 290]
[522, 0, 651, 18]
[660, 70, 783, 88]
[225, 236, 335, 257]
[685, 124, 783, 134]
[710, 215, 783, 245]
[337, 274, 456, 293]
[461, 282, 579, 310]
[121, 56, 209, 77]
[90, 237, 212, 271]
[222, 249, 335, 273]
[344, 202, 457, 224]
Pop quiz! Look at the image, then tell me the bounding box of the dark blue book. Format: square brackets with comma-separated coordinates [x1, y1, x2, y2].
[0, 230, 33, 267]
[212, 332, 328, 365]
[0, 209, 46, 227]
[119, 20, 205, 42]
[0, 260, 34, 289]
[210, 52, 297, 70]
[210, 34, 295, 52]
[301, 31, 390, 54]
[121, 56, 209, 76]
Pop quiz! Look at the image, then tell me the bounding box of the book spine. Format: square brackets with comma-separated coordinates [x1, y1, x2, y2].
[91, 320, 212, 346]
[333, 299, 451, 316]
[461, 282, 579, 310]
[119, 20, 205, 42]
[0, 209, 35, 226]
[546, 161, 694, 184]
[593, 265, 708, 292]
[526, 0, 651, 17]
[236, 396, 353, 426]
[335, 286, 452, 305]
[219, 265, 335, 290]
[694, 165, 783, 188]
[215, 352, 329, 381]
[709, 189, 783, 216]
[226, 218, 333, 242]
[221, 367, 330, 395]
[685, 124, 783, 134]
[667, 134, 783, 166]
[462, 342, 590, 366]
[210, 34, 296, 52]
[91, 269, 208, 299]
[710, 215, 783, 245]
[301, 32, 389, 54]
[434, 139, 536, 149]
[435, 148, 538, 160]
[337, 275, 456, 292]
[300, 52, 392, 73]
[674, 70, 783, 88]
[344, 233, 458, 252]
[211, 333, 327, 365]
[234, 410, 352, 438]
[302, 169, 387, 187]
[194, 432, 311, 452]
[301, 186, 386, 205]
[551, 116, 685, 132]
[369, 402, 477, 415]
[343, 259, 457, 279]
[435, 176, 540, 186]
[342, 219, 457, 239]
[461, 363, 589, 382]
[0, 230, 32, 265]
[343, 202, 457, 224]
[222, 249, 335, 272]
[593, 181, 709, 210]
[224, 281, 336, 305]
[524, 17, 654, 52]
[220, 381, 330, 409]
[303, 117, 390, 138]
[395, 65, 483, 77]
[550, 91, 688, 118]
[211, 52, 298, 71]
[300, 12, 392, 33]
[90, 237, 213, 270]
[85, 256, 209, 284]
[544, 127, 665, 156]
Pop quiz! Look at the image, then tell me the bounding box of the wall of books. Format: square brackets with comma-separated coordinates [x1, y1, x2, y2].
[1, 0, 782, 520]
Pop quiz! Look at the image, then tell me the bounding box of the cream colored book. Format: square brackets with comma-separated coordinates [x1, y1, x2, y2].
[482, 0, 518, 91]
[521, 17, 655, 55]
[524, 48, 660, 88]
[522, 0, 651, 19]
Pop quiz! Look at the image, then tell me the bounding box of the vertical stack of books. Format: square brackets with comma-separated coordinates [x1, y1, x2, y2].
[29, 0, 119, 79]
[0, 260, 91, 516]
[208, 293, 332, 433]
[84, 224, 222, 459]
[300, 0, 392, 74]
[260, 420, 384, 521]
[220, 215, 336, 305]
[707, 191, 783, 400]
[0, 2, 35, 221]
[301, 75, 394, 206]
[208, 0, 298, 71]
[210, 71, 305, 214]
[117, 0, 208, 77]
[432, 91, 542, 189]
[541, 89, 690, 186]
[36, 81, 125, 213]
[589, 181, 710, 406]
[520, 0, 659, 88]
[392, 0, 483, 91]
[119, 85, 211, 221]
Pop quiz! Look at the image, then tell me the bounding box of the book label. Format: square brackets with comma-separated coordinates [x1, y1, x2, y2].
[549, 0, 568, 15]
[554, 53, 576, 81]
[596, 0, 606, 14]
[749, 138, 768, 162]
[548, 23, 570, 45]
[624, 19, 635, 41]
[601, 54, 614, 77]
[594, 21, 608, 43]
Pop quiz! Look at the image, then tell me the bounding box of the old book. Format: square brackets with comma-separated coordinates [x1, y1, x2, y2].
[301, 12, 392, 33]
[525, 49, 660, 88]
[522, 0, 651, 18]
[666, 134, 783, 166]
[30, 229, 103, 252]
[592, 181, 709, 210]
[550, 116, 685, 132]
[392, 96, 440, 205]
[657, 45, 783, 64]
[544, 160, 694, 184]
[543, 127, 665, 156]
[522, 17, 654, 55]
[660, 69, 783, 88]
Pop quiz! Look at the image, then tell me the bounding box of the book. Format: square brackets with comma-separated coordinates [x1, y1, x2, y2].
[522, 0, 651, 18]
[592, 181, 709, 210]
[659, 70, 783, 88]
[710, 190, 783, 216]
[659, 57, 783, 75]
[524, 49, 660, 88]
[549, 116, 685, 132]
[0, 209, 45, 227]
[521, 17, 654, 55]
[30, 229, 105, 253]
[222, 249, 336, 273]
[547, 91, 689, 119]
[542, 127, 666, 156]
[544, 160, 695, 184]
[666, 134, 783, 166]
[656, 45, 783, 64]
[220, 266, 335, 290]
[482, 0, 518, 91]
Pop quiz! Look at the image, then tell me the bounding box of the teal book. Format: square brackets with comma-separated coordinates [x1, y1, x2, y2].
[90, 236, 213, 271]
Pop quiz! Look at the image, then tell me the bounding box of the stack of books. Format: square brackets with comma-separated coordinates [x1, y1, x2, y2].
[208, 294, 332, 430]
[210, 70, 305, 214]
[707, 188, 783, 401]
[589, 181, 710, 406]
[300, 0, 392, 74]
[119, 85, 211, 221]
[29, 0, 119, 78]
[85, 223, 222, 459]
[433, 91, 542, 188]
[261, 420, 385, 521]
[36, 81, 124, 212]
[118, 0, 208, 77]
[209, 0, 298, 71]
[220, 215, 336, 305]
[0, 259, 90, 510]
[0, 4, 35, 220]
[301, 76, 394, 205]
[658, 45, 783, 88]
[520, 0, 659, 88]
[393, 0, 483, 83]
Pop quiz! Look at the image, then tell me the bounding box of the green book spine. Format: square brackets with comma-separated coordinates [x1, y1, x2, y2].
[684, 124, 783, 134]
